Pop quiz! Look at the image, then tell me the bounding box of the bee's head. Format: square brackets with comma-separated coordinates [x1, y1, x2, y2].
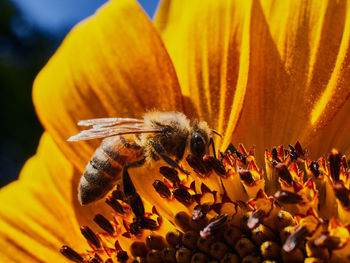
[190, 121, 210, 158]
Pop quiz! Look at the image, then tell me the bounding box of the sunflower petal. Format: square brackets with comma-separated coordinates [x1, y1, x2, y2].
[33, 0, 183, 173]
[0, 133, 84, 262]
[155, 0, 350, 161]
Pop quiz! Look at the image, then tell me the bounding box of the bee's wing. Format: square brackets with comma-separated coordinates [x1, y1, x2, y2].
[77, 117, 144, 128]
[68, 118, 161, 141]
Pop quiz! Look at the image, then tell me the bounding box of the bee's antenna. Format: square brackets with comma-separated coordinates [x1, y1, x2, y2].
[211, 129, 222, 137]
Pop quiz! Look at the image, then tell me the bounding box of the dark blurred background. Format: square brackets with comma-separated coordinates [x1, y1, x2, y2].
[0, 0, 158, 187]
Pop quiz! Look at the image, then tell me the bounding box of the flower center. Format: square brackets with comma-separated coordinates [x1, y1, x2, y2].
[61, 142, 350, 263]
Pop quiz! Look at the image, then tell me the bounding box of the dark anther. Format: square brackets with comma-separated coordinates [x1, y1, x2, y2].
[93, 214, 115, 234]
[294, 141, 304, 156]
[80, 226, 101, 248]
[329, 149, 341, 182]
[203, 156, 226, 177]
[173, 187, 193, 205]
[234, 151, 247, 164]
[192, 203, 210, 221]
[105, 196, 124, 214]
[309, 161, 320, 178]
[153, 180, 171, 198]
[159, 166, 180, 185]
[238, 168, 254, 185]
[122, 167, 136, 197]
[128, 193, 145, 217]
[247, 209, 266, 229]
[334, 183, 350, 207]
[200, 214, 228, 238]
[60, 245, 84, 263]
[314, 234, 341, 250]
[135, 216, 158, 230]
[105, 259, 113, 263]
[88, 257, 100, 263]
[283, 225, 309, 252]
[111, 187, 125, 201]
[129, 222, 142, 235]
[341, 156, 348, 169]
[117, 251, 129, 262]
[288, 144, 299, 161]
[225, 143, 237, 154]
[274, 190, 303, 204]
[275, 163, 293, 185]
[186, 154, 210, 174]
[271, 147, 281, 162]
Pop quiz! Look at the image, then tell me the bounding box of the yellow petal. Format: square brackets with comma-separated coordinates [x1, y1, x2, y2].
[155, 0, 251, 147]
[155, 0, 350, 161]
[0, 133, 84, 262]
[34, 0, 183, 174]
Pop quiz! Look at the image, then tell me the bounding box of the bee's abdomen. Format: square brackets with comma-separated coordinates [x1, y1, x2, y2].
[78, 136, 143, 205]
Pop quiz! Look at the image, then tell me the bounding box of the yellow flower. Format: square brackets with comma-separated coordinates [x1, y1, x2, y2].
[1, 0, 350, 262]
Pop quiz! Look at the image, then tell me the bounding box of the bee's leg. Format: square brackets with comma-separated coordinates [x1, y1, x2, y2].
[150, 140, 190, 175]
[209, 137, 217, 159]
[122, 158, 146, 197]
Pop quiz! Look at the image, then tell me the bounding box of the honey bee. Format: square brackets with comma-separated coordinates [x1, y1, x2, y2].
[68, 111, 218, 205]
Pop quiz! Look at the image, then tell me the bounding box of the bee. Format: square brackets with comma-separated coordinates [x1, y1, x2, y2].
[68, 111, 218, 205]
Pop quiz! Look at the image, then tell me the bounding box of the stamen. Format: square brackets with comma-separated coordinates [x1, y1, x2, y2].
[80, 226, 101, 249]
[88, 257, 100, 263]
[274, 190, 303, 204]
[60, 246, 84, 263]
[129, 222, 141, 235]
[333, 182, 350, 207]
[272, 147, 281, 162]
[238, 168, 254, 184]
[200, 214, 227, 238]
[116, 251, 129, 262]
[328, 149, 341, 182]
[135, 216, 157, 230]
[247, 209, 266, 229]
[123, 167, 136, 197]
[128, 193, 145, 217]
[275, 163, 293, 185]
[159, 166, 180, 185]
[309, 161, 320, 178]
[283, 225, 309, 252]
[152, 180, 171, 198]
[105, 196, 124, 214]
[93, 214, 115, 234]
[186, 154, 209, 175]
[173, 187, 193, 205]
[111, 187, 125, 201]
[192, 203, 210, 220]
[203, 155, 226, 177]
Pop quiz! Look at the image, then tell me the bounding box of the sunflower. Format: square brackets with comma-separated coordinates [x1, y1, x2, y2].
[1, 0, 350, 262]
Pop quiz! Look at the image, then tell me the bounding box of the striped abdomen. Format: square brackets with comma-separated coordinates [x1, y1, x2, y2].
[78, 135, 144, 205]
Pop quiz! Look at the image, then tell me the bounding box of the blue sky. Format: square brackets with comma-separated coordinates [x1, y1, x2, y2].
[10, 0, 159, 33]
